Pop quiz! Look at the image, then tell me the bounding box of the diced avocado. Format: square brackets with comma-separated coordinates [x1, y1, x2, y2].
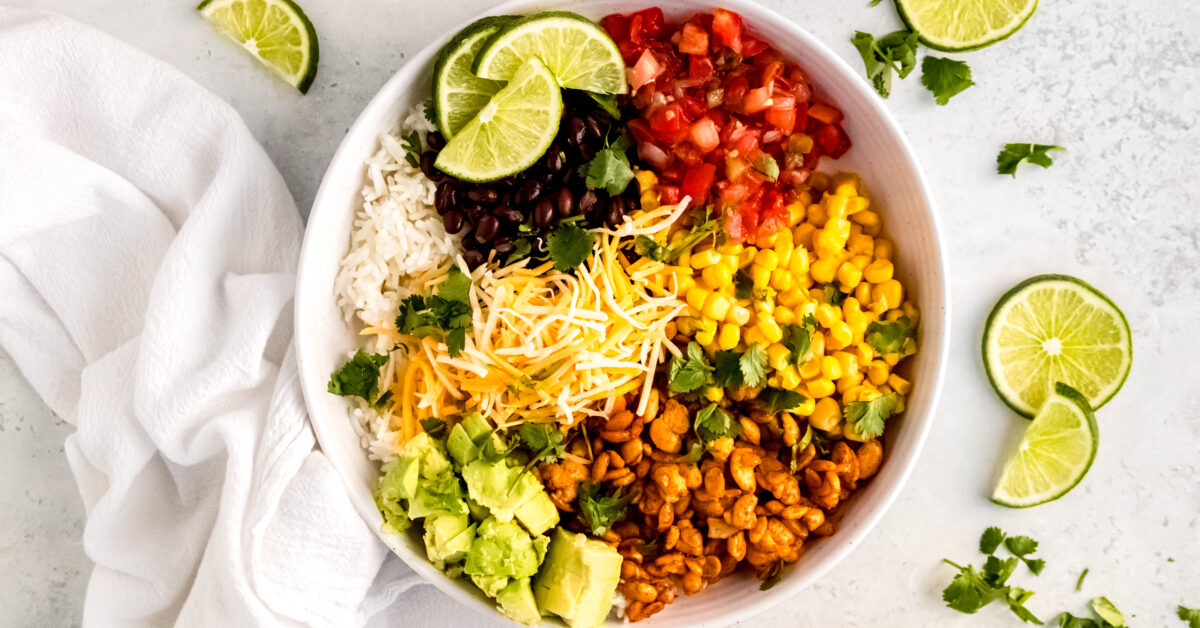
[407, 469, 468, 520]
[447, 423, 479, 467]
[461, 412, 493, 442]
[471, 573, 509, 598]
[463, 459, 545, 523]
[532, 534, 550, 564]
[374, 456, 419, 534]
[514, 491, 559, 536]
[496, 577, 542, 626]
[400, 432, 452, 479]
[465, 517, 542, 588]
[423, 514, 474, 569]
[533, 528, 622, 628]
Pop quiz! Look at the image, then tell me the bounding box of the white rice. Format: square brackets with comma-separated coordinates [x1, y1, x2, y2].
[336, 106, 458, 461]
[334, 106, 460, 328]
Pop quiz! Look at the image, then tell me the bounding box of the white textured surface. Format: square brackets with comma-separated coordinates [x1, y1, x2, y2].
[2, 0, 1198, 626]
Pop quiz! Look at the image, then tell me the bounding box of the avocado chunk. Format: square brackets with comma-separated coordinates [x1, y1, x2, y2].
[461, 412, 493, 442]
[465, 517, 543, 590]
[470, 573, 509, 598]
[462, 459, 542, 523]
[423, 514, 475, 569]
[533, 528, 622, 628]
[514, 491, 559, 537]
[374, 456, 419, 534]
[446, 423, 479, 467]
[496, 577, 542, 626]
[401, 432, 452, 479]
[407, 469, 468, 520]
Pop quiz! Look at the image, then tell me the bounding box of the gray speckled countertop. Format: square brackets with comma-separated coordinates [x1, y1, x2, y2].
[2, 0, 1198, 626]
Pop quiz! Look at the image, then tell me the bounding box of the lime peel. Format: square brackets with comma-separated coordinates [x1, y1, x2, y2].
[895, 0, 1038, 52]
[197, 0, 319, 93]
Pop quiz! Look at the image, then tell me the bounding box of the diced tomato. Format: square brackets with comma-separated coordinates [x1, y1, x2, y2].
[681, 163, 717, 205]
[743, 86, 773, 114]
[813, 123, 845, 156]
[648, 103, 689, 139]
[759, 60, 784, 87]
[765, 94, 797, 134]
[678, 22, 709, 55]
[740, 36, 768, 59]
[690, 116, 721, 153]
[711, 8, 742, 54]
[629, 49, 663, 93]
[600, 14, 630, 42]
[688, 55, 715, 81]
[660, 184, 682, 205]
[630, 7, 665, 40]
[674, 142, 704, 166]
[725, 155, 751, 183]
[618, 39, 647, 65]
[679, 96, 708, 119]
[626, 118, 654, 144]
[723, 76, 749, 106]
[808, 102, 843, 125]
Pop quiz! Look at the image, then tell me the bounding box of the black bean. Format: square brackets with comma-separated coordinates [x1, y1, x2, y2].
[495, 206, 524, 224]
[465, 204, 486, 223]
[544, 145, 565, 173]
[475, 214, 500, 242]
[566, 116, 587, 147]
[578, 190, 598, 218]
[579, 143, 598, 162]
[554, 187, 575, 217]
[442, 209, 464, 234]
[534, 198, 555, 227]
[494, 236, 514, 255]
[467, 187, 499, 204]
[606, 196, 626, 228]
[585, 113, 605, 141]
[434, 183, 456, 215]
[420, 152, 442, 182]
[515, 179, 543, 205]
[426, 131, 446, 151]
[463, 250, 485, 269]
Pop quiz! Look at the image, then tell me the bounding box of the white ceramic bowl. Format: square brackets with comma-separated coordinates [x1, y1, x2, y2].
[295, 1, 950, 625]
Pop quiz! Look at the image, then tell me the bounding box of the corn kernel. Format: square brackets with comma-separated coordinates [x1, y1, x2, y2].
[744, 327, 766, 346]
[821, 356, 843, 380]
[810, 331, 825, 357]
[738, 246, 758, 268]
[884, 353, 900, 367]
[755, 231, 779, 249]
[856, 343, 875, 364]
[702, 293, 731, 321]
[831, 173, 858, 195]
[695, 328, 716, 345]
[828, 321, 853, 350]
[873, 239, 893, 261]
[676, 318, 695, 335]
[770, 268, 794, 292]
[837, 262, 863, 290]
[809, 397, 840, 431]
[676, 248, 691, 268]
[787, 201, 806, 226]
[778, 287, 806, 308]
[850, 210, 881, 236]
[718, 323, 741, 350]
[850, 255, 872, 271]
[766, 343, 790, 370]
[854, 282, 872, 304]
[824, 194, 849, 220]
[834, 351, 859, 381]
[704, 386, 724, 402]
[873, 279, 904, 310]
[749, 264, 771, 289]
[767, 375, 782, 388]
[848, 196, 870, 215]
[842, 420, 868, 442]
[888, 374, 912, 395]
[757, 316, 783, 343]
[792, 223, 817, 250]
[774, 240, 793, 268]
[726, 305, 751, 326]
[807, 377, 836, 399]
[863, 259, 893, 284]
[814, 303, 840, 328]
[774, 306, 796, 325]
[754, 298, 775, 315]
[719, 242, 743, 256]
[807, 203, 828, 227]
[836, 368, 864, 393]
[779, 365, 802, 390]
[845, 310, 871, 339]
[686, 286, 709, 311]
[809, 172, 832, 192]
[691, 248, 722, 269]
[753, 249, 779, 271]
[902, 300, 920, 321]
[847, 232, 874, 257]
[810, 258, 838, 284]
[702, 263, 733, 289]
[799, 357, 822, 380]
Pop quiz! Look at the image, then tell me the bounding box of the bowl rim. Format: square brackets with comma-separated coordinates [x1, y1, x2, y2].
[294, 0, 951, 625]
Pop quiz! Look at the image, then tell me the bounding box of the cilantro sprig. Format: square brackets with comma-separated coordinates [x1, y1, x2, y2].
[921, 56, 975, 105]
[997, 143, 1065, 177]
[843, 392, 899, 439]
[865, 316, 917, 356]
[668, 342, 714, 394]
[517, 422, 565, 464]
[1179, 606, 1200, 628]
[546, 224, 595, 271]
[851, 30, 919, 99]
[583, 135, 634, 196]
[711, 344, 768, 389]
[694, 403, 740, 444]
[327, 349, 390, 404]
[400, 129, 422, 168]
[942, 527, 1046, 624]
[781, 315, 816, 366]
[419, 417, 448, 439]
[578, 481, 630, 535]
[758, 387, 807, 415]
[634, 213, 721, 264]
[396, 268, 474, 357]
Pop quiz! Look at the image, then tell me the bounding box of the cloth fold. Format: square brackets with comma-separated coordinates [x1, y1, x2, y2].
[0, 9, 424, 626]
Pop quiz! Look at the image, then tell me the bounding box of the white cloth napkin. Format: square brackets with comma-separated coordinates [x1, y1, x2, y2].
[0, 9, 427, 626]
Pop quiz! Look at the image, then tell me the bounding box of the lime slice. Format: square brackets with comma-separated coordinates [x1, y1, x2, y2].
[894, 0, 1038, 52]
[983, 274, 1131, 418]
[198, 0, 319, 93]
[434, 16, 516, 139]
[473, 11, 627, 94]
[434, 57, 563, 182]
[992, 382, 1098, 507]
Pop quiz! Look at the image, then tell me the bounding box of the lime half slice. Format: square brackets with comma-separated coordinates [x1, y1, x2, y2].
[992, 382, 1098, 508]
[473, 11, 627, 94]
[434, 16, 516, 139]
[895, 0, 1038, 52]
[198, 0, 319, 93]
[434, 56, 563, 182]
[983, 274, 1131, 418]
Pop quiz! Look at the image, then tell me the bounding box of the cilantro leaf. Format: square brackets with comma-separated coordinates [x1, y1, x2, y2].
[983, 555, 1020, 587]
[479, 429, 511, 463]
[1006, 587, 1043, 625]
[1178, 605, 1200, 628]
[422, 97, 437, 126]
[740, 344, 768, 387]
[587, 92, 622, 119]
[781, 317, 815, 366]
[734, 270, 754, 300]
[683, 440, 705, 464]
[400, 129, 422, 169]
[438, 268, 472, 302]
[1005, 536, 1039, 557]
[759, 561, 784, 590]
[942, 560, 1004, 614]
[980, 526, 1006, 555]
[694, 403, 740, 443]
[419, 417, 448, 439]
[790, 425, 814, 472]
[1059, 613, 1101, 628]
[843, 392, 899, 439]
[851, 30, 919, 98]
[518, 422, 565, 463]
[758, 388, 807, 414]
[634, 236, 669, 262]
[546, 224, 595, 271]
[711, 350, 744, 388]
[1090, 597, 1125, 627]
[921, 56, 975, 105]
[327, 350, 390, 402]
[865, 316, 916, 355]
[584, 136, 635, 196]
[824, 283, 847, 306]
[668, 342, 713, 393]
[577, 481, 631, 535]
[997, 143, 1065, 177]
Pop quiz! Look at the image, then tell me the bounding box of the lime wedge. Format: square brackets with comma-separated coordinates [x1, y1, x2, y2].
[434, 57, 563, 182]
[992, 382, 1098, 507]
[473, 11, 627, 94]
[434, 16, 516, 139]
[895, 0, 1037, 52]
[198, 0, 319, 93]
[983, 274, 1131, 418]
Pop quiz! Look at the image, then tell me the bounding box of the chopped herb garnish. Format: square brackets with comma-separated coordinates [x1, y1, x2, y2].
[694, 403, 740, 443]
[850, 29, 919, 98]
[1076, 568, 1089, 592]
[400, 129, 422, 169]
[781, 315, 816, 366]
[734, 270, 754, 300]
[758, 387, 807, 415]
[943, 528, 1047, 624]
[419, 417, 448, 439]
[1089, 597, 1125, 627]
[584, 135, 634, 196]
[824, 283, 847, 306]
[668, 342, 713, 394]
[843, 392, 900, 439]
[327, 350, 390, 403]
[1178, 605, 1200, 628]
[517, 422, 565, 463]
[634, 235, 669, 262]
[759, 561, 785, 590]
[980, 526, 1006, 555]
[865, 316, 917, 356]
[395, 268, 474, 357]
[997, 143, 1064, 177]
[577, 481, 630, 535]
[586, 92, 622, 119]
[546, 224, 595, 271]
[921, 56, 975, 105]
